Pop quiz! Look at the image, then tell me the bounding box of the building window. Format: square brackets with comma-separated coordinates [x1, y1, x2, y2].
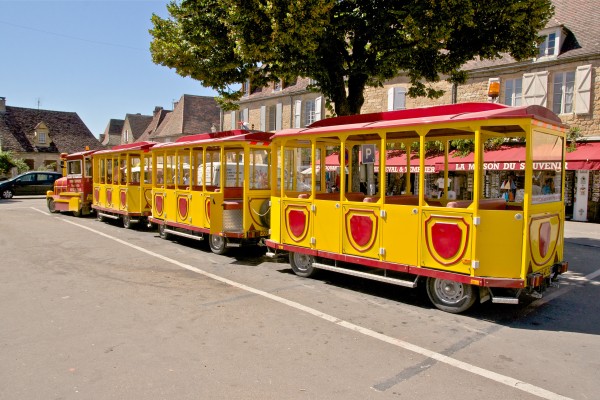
[274, 80, 282, 92]
[305, 100, 316, 126]
[503, 78, 522, 106]
[552, 71, 575, 114]
[537, 30, 560, 59]
[123, 129, 129, 143]
[38, 132, 46, 144]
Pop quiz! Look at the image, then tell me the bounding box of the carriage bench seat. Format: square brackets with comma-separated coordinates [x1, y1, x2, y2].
[446, 198, 507, 210]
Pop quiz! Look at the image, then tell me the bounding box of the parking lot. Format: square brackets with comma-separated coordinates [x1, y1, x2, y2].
[1, 197, 599, 400]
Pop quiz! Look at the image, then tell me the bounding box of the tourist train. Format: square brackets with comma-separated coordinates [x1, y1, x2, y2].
[46, 103, 569, 313]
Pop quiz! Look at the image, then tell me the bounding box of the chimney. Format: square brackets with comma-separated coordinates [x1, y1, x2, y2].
[153, 106, 163, 116]
[0, 97, 5, 113]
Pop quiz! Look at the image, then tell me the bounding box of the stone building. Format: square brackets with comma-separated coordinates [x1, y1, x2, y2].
[136, 94, 220, 143]
[0, 96, 102, 175]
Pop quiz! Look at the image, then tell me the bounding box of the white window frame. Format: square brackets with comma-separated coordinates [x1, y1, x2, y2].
[242, 79, 250, 97]
[503, 78, 523, 106]
[38, 131, 47, 144]
[537, 28, 562, 59]
[552, 71, 575, 115]
[230, 110, 237, 130]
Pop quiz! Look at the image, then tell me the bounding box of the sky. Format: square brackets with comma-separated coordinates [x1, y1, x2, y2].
[0, 0, 218, 138]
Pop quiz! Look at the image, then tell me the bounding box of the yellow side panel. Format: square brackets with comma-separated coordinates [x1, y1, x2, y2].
[126, 186, 141, 213]
[281, 199, 313, 248]
[189, 192, 207, 229]
[420, 211, 473, 275]
[208, 191, 224, 234]
[475, 210, 524, 279]
[270, 197, 282, 244]
[381, 205, 420, 266]
[341, 204, 380, 259]
[175, 191, 192, 224]
[312, 200, 341, 253]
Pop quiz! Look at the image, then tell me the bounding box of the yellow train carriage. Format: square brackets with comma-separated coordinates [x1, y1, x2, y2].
[266, 103, 569, 313]
[149, 130, 272, 254]
[92, 142, 156, 228]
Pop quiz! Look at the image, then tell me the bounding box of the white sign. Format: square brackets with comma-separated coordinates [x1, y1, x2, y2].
[573, 170, 589, 221]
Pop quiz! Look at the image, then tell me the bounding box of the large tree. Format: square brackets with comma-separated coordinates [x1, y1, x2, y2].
[150, 0, 553, 116]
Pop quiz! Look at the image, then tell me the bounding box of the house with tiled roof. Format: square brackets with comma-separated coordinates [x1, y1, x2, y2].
[136, 106, 172, 143]
[121, 113, 152, 144]
[0, 97, 102, 174]
[144, 94, 220, 143]
[99, 119, 124, 147]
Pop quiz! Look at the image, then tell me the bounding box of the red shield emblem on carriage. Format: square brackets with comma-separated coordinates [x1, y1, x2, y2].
[539, 222, 551, 258]
[94, 187, 99, 203]
[106, 189, 112, 205]
[431, 223, 463, 259]
[155, 195, 163, 215]
[178, 196, 188, 220]
[285, 206, 309, 242]
[120, 190, 127, 208]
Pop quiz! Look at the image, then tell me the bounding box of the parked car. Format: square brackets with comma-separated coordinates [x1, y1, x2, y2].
[0, 171, 62, 199]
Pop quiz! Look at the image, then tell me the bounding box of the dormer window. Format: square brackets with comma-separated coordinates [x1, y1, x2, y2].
[537, 28, 562, 59]
[274, 80, 282, 92]
[34, 122, 50, 147]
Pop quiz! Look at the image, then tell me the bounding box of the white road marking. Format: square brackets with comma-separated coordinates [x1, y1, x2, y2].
[53, 214, 572, 400]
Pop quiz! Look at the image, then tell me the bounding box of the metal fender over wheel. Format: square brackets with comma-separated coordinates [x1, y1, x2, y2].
[2, 188, 14, 199]
[122, 215, 133, 229]
[209, 234, 228, 255]
[289, 252, 316, 278]
[426, 277, 476, 313]
[158, 223, 169, 240]
[47, 198, 58, 213]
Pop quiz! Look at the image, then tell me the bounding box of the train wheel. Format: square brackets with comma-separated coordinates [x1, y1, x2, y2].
[47, 198, 58, 213]
[122, 215, 133, 229]
[426, 277, 476, 314]
[72, 209, 82, 217]
[158, 224, 169, 240]
[209, 234, 228, 255]
[97, 213, 104, 222]
[289, 252, 316, 278]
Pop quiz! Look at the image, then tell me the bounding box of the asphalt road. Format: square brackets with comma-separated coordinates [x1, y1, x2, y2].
[1, 197, 599, 400]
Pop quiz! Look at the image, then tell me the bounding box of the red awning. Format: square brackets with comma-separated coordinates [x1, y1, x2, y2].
[566, 142, 600, 170]
[437, 143, 600, 171]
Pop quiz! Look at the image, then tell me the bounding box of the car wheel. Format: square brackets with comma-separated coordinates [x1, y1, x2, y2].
[1, 188, 14, 199]
[209, 234, 228, 255]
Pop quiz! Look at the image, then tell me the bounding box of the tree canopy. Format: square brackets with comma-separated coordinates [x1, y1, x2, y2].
[150, 0, 553, 116]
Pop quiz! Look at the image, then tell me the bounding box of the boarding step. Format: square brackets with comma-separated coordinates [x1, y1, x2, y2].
[165, 228, 205, 241]
[313, 262, 418, 288]
[97, 212, 120, 220]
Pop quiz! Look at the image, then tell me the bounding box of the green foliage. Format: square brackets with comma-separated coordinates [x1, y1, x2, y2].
[0, 151, 29, 176]
[566, 126, 581, 153]
[150, 0, 553, 116]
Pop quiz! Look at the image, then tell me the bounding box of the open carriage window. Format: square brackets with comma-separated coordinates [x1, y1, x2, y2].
[531, 132, 563, 204]
[249, 148, 270, 190]
[67, 160, 82, 176]
[282, 146, 312, 194]
[130, 156, 141, 184]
